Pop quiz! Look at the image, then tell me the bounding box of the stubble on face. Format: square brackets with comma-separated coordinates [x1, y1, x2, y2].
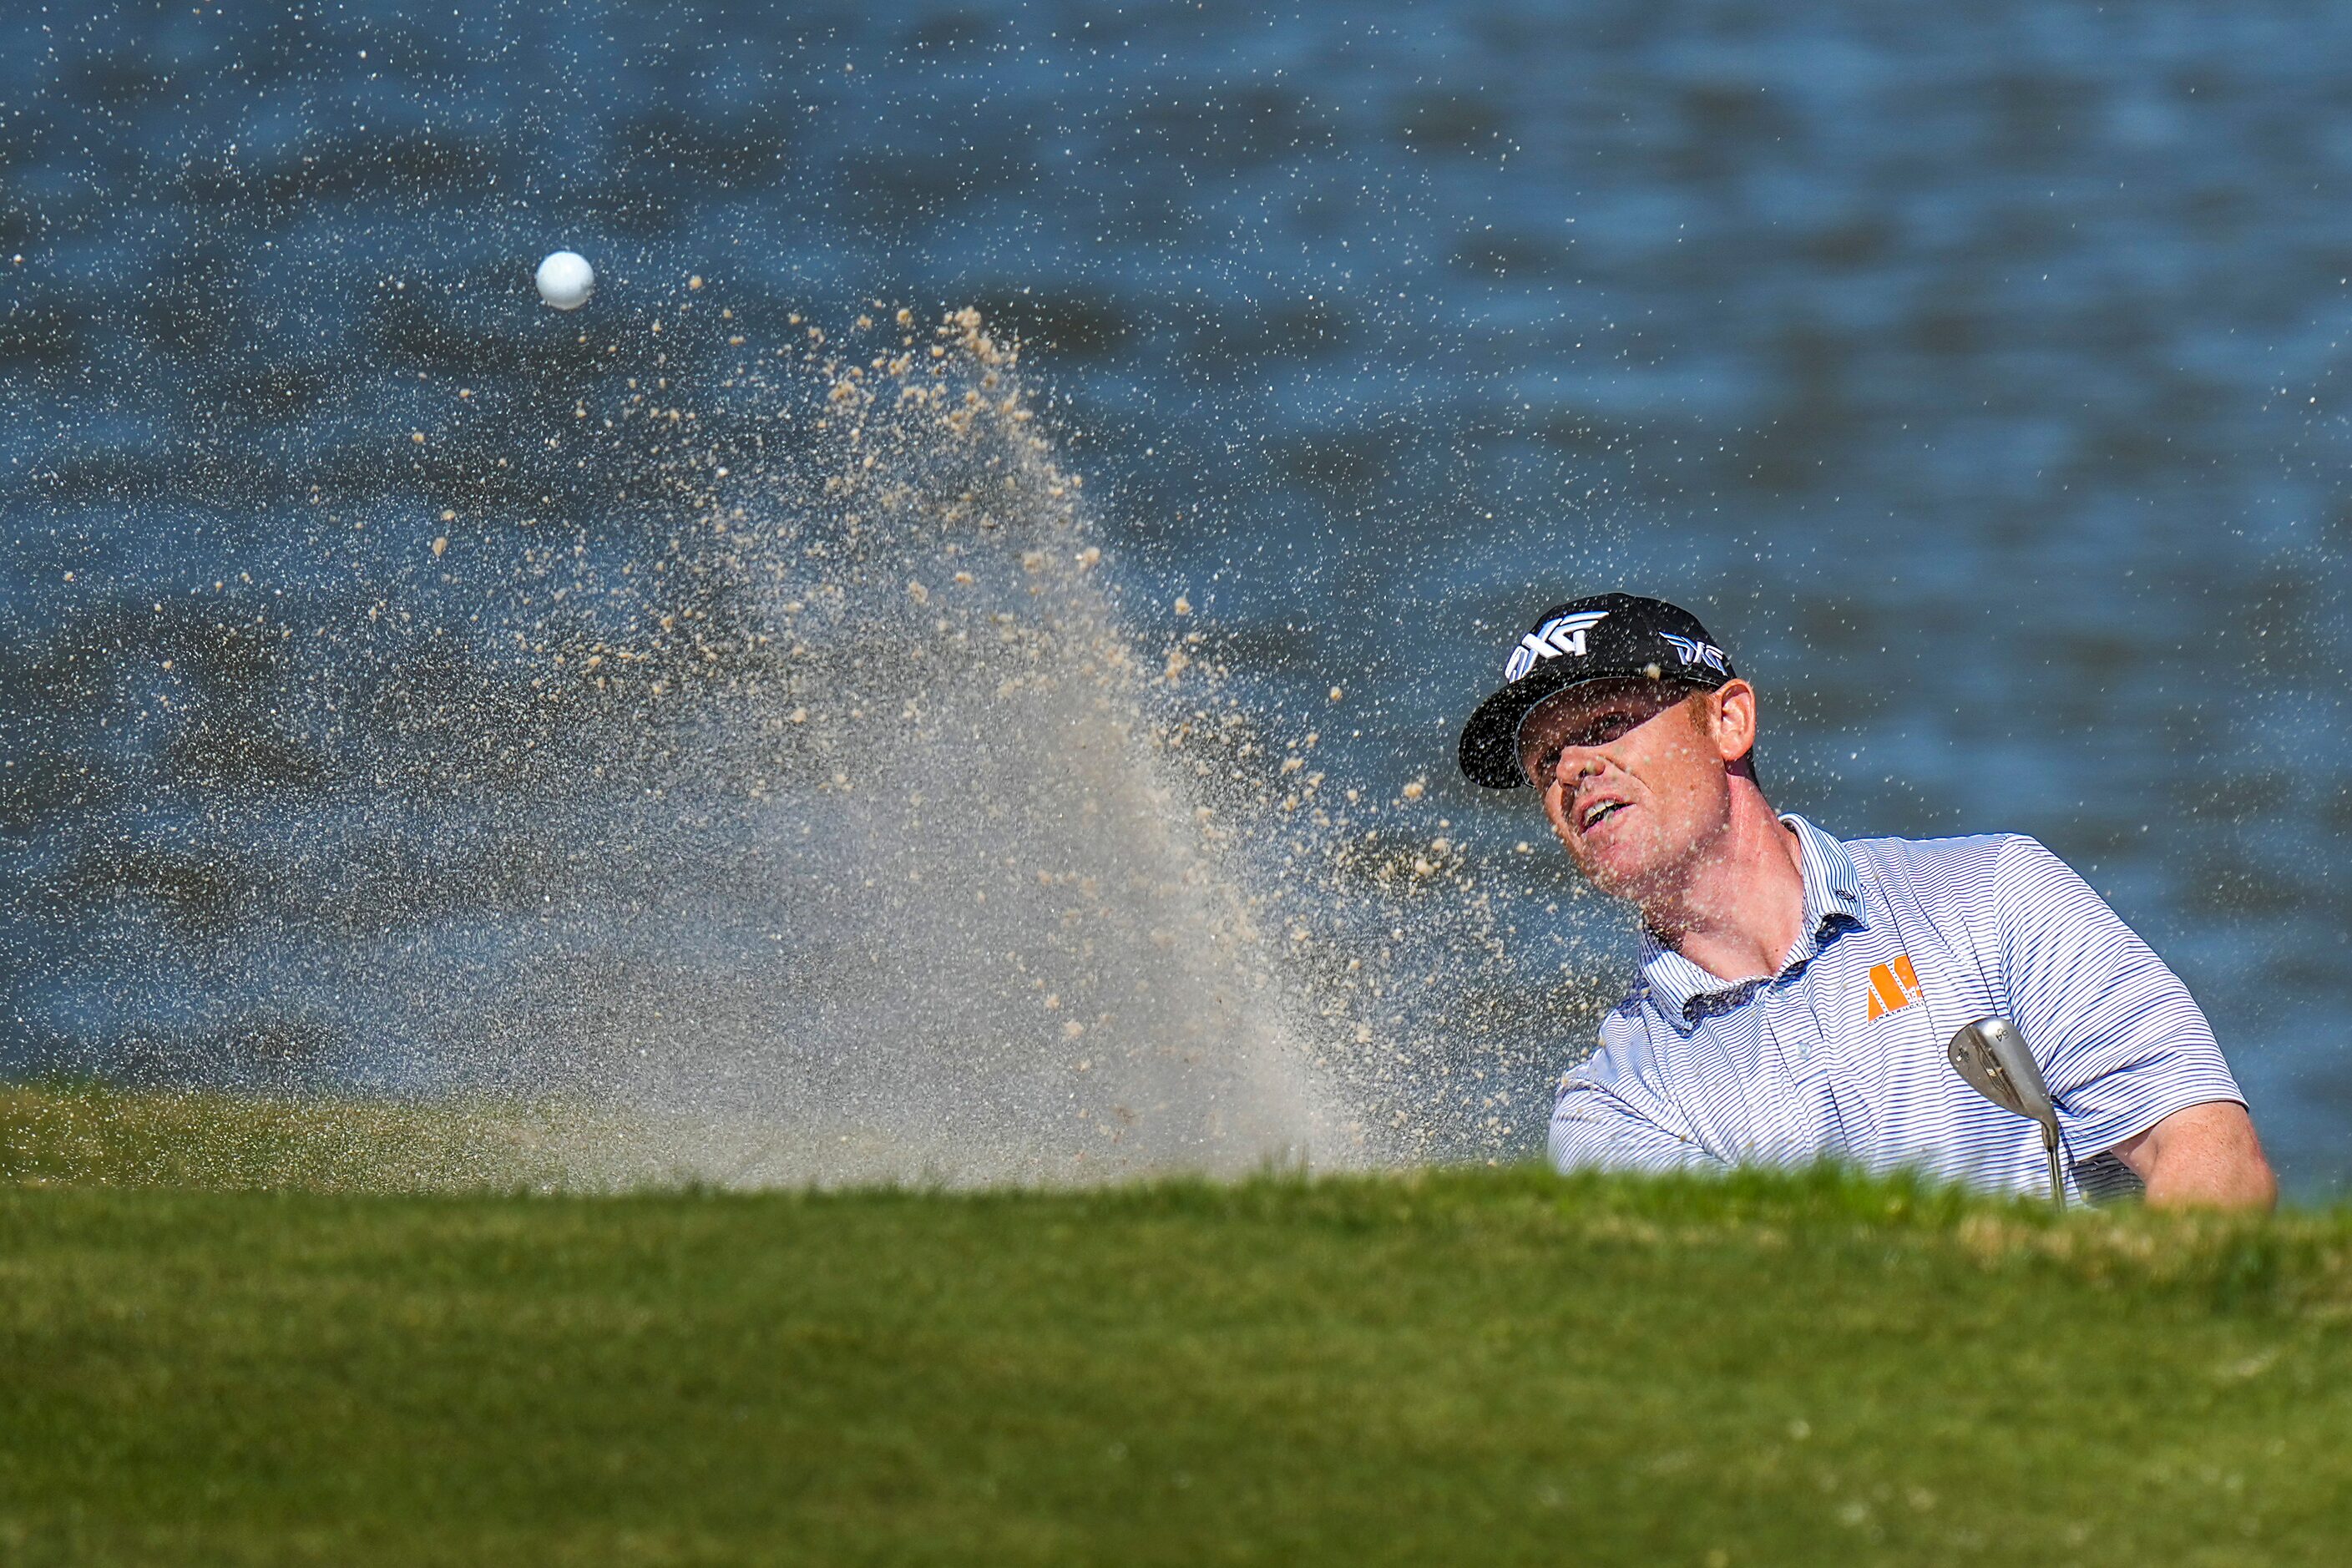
[1524, 684, 1732, 903]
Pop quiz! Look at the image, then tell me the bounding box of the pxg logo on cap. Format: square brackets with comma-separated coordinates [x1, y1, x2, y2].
[1503, 610, 1610, 683]
[1659, 632, 1730, 675]
[1458, 592, 1738, 790]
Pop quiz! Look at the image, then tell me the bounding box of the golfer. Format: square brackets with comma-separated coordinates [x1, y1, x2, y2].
[1459, 593, 2276, 1208]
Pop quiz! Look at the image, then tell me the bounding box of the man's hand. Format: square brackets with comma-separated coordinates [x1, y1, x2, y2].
[2111, 1101, 2277, 1210]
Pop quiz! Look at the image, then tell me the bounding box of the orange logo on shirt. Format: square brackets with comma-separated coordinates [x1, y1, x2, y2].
[1865, 955, 1923, 1022]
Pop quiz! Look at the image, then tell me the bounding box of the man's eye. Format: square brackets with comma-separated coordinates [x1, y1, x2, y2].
[1527, 706, 1657, 779]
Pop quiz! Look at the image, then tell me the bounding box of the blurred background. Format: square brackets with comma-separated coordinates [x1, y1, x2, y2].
[4, 2, 2348, 1189]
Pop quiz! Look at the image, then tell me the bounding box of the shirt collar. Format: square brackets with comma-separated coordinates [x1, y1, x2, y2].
[1636, 813, 1869, 1029]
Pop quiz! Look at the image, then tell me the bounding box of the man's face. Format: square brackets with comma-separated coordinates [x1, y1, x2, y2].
[1517, 678, 1751, 901]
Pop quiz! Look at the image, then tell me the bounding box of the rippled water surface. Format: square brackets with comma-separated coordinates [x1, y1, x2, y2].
[6, 3, 2349, 1188]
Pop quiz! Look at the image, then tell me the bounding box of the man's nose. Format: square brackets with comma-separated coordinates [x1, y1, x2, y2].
[1555, 749, 1602, 787]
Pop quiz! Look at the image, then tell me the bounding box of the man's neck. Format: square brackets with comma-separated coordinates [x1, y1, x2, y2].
[1638, 788, 1808, 985]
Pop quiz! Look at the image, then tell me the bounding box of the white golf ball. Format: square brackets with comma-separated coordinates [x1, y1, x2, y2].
[534, 250, 594, 311]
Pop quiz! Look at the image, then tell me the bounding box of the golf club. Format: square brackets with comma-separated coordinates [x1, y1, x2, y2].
[1946, 1017, 2066, 1208]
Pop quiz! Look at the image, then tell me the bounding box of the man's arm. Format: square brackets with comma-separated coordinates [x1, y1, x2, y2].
[1990, 837, 2267, 1205]
[2112, 1100, 2277, 1210]
[1550, 1075, 1727, 1176]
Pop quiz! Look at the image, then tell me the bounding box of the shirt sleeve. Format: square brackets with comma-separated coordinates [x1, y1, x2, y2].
[1549, 1017, 1731, 1175]
[1992, 836, 2246, 1159]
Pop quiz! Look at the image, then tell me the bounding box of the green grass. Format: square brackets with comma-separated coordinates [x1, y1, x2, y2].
[0, 1080, 594, 1191]
[3, 1086, 2349, 1565]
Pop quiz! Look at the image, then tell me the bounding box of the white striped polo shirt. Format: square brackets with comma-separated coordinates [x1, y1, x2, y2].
[1550, 814, 2247, 1201]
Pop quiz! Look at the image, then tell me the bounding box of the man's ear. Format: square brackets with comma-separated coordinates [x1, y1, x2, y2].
[1711, 680, 1758, 765]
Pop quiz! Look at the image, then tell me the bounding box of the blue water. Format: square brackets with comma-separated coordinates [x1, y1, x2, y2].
[5, 2, 2349, 1187]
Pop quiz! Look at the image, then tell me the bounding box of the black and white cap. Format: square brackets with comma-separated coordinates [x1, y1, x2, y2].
[1456, 592, 1737, 789]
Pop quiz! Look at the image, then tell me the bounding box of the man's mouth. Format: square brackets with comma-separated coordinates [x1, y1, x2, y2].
[1578, 797, 1631, 833]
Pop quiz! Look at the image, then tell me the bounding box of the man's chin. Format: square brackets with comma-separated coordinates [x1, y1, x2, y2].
[1576, 844, 1673, 903]
[1575, 855, 1645, 900]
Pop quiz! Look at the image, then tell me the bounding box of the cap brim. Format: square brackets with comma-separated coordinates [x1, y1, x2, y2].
[1457, 667, 1722, 789]
[1456, 661, 1597, 789]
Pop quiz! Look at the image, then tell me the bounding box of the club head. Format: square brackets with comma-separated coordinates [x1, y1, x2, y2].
[1946, 1017, 2056, 1130]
